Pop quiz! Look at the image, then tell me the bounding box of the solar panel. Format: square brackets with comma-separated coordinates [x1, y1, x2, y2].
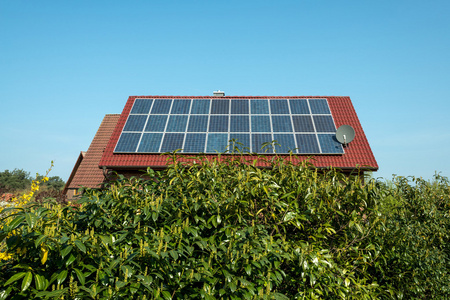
[114, 98, 343, 154]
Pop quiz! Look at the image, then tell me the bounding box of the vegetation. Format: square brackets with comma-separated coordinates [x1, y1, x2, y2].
[0, 168, 64, 193]
[0, 154, 449, 299]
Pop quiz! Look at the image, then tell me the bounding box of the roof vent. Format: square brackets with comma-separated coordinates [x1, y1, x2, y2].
[213, 90, 225, 97]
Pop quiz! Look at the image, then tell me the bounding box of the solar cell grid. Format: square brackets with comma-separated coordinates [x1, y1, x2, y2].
[206, 133, 228, 153]
[211, 99, 229, 114]
[115, 97, 343, 154]
[313, 116, 335, 132]
[123, 115, 147, 132]
[209, 115, 229, 132]
[252, 134, 274, 153]
[138, 133, 163, 152]
[296, 134, 320, 153]
[115, 133, 141, 152]
[318, 134, 344, 154]
[270, 99, 289, 114]
[230, 116, 249, 132]
[251, 116, 271, 132]
[151, 99, 172, 114]
[251, 100, 269, 114]
[292, 116, 314, 132]
[166, 115, 188, 132]
[145, 115, 167, 132]
[191, 100, 210, 114]
[171, 99, 191, 114]
[187, 115, 208, 132]
[271, 116, 293, 132]
[184, 134, 206, 153]
[231, 100, 249, 114]
[309, 99, 330, 114]
[131, 99, 153, 114]
[229, 133, 250, 152]
[160, 133, 184, 152]
[273, 134, 297, 153]
[289, 99, 309, 114]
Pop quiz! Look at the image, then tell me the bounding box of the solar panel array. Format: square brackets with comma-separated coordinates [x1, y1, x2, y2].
[114, 98, 344, 154]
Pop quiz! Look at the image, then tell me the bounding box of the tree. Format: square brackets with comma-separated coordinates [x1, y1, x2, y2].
[0, 169, 31, 192]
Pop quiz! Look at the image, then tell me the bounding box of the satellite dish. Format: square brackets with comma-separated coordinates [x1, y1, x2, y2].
[336, 125, 355, 146]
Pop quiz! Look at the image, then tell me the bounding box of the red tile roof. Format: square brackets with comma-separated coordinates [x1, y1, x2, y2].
[66, 114, 120, 190]
[99, 96, 378, 171]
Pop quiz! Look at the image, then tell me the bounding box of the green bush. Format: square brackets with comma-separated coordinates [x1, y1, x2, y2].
[0, 154, 449, 299]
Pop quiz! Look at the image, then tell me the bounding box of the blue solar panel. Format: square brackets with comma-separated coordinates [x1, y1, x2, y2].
[296, 134, 320, 153]
[145, 115, 167, 132]
[131, 99, 153, 114]
[160, 133, 184, 152]
[116, 97, 342, 155]
[271, 116, 293, 132]
[273, 134, 297, 153]
[230, 116, 249, 132]
[206, 133, 228, 153]
[115, 133, 141, 152]
[211, 99, 229, 114]
[231, 100, 249, 114]
[318, 134, 344, 153]
[292, 116, 314, 132]
[209, 116, 228, 132]
[313, 116, 335, 132]
[289, 99, 309, 114]
[137, 133, 163, 152]
[184, 133, 206, 153]
[252, 134, 273, 153]
[251, 116, 271, 132]
[171, 99, 191, 114]
[309, 99, 330, 114]
[270, 99, 289, 114]
[187, 115, 208, 132]
[123, 115, 147, 132]
[151, 99, 172, 114]
[191, 99, 210, 114]
[251, 100, 269, 114]
[166, 115, 188, 132]
[229, 133, 250, 152]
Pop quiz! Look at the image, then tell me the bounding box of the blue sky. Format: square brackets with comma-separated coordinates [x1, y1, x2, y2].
[1, 0, 449, 182]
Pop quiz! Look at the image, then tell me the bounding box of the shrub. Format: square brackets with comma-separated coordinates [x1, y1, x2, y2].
[0, 155, 448, 299]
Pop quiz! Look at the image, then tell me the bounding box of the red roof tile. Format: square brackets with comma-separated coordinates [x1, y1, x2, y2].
[99, 96, 378, 171]
[66, 114, 120, 189]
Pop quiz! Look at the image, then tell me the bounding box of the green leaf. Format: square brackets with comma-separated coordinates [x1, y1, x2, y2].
[7, 216, 25, 230]
[57, 270, 68, 285]
[161, 290, 172, 300]
[65, 253, 76, 267]
[21, 272, 33, 292]
[34, 274, 46, 291]
[61, 245, 73, 258]
[73, 268, 85, 285]
[4, 272, 26, 286]
[229, 281, 237, 292]
[99, 235, 112, 246]
[35, 235, 47, 248]
[25, 213, 37, 228]
[74, 240, 86, 253]
[0, 288, 11, 300]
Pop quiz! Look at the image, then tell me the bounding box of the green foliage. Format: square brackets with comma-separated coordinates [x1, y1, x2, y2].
[38, 176, 65, 191]
[0, 155, 449, 299]
[0, 169, 32, 192]
[371, 174, 450, 299]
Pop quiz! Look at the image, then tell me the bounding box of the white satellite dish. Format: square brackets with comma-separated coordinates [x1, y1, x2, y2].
[336, 125, 355, 146]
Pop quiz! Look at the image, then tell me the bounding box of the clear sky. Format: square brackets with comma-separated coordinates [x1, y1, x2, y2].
[1, 0, 449, 182]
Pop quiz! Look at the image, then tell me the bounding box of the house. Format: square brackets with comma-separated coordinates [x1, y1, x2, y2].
[65, 94, 378, 196]
[64, 114, 120, 199]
